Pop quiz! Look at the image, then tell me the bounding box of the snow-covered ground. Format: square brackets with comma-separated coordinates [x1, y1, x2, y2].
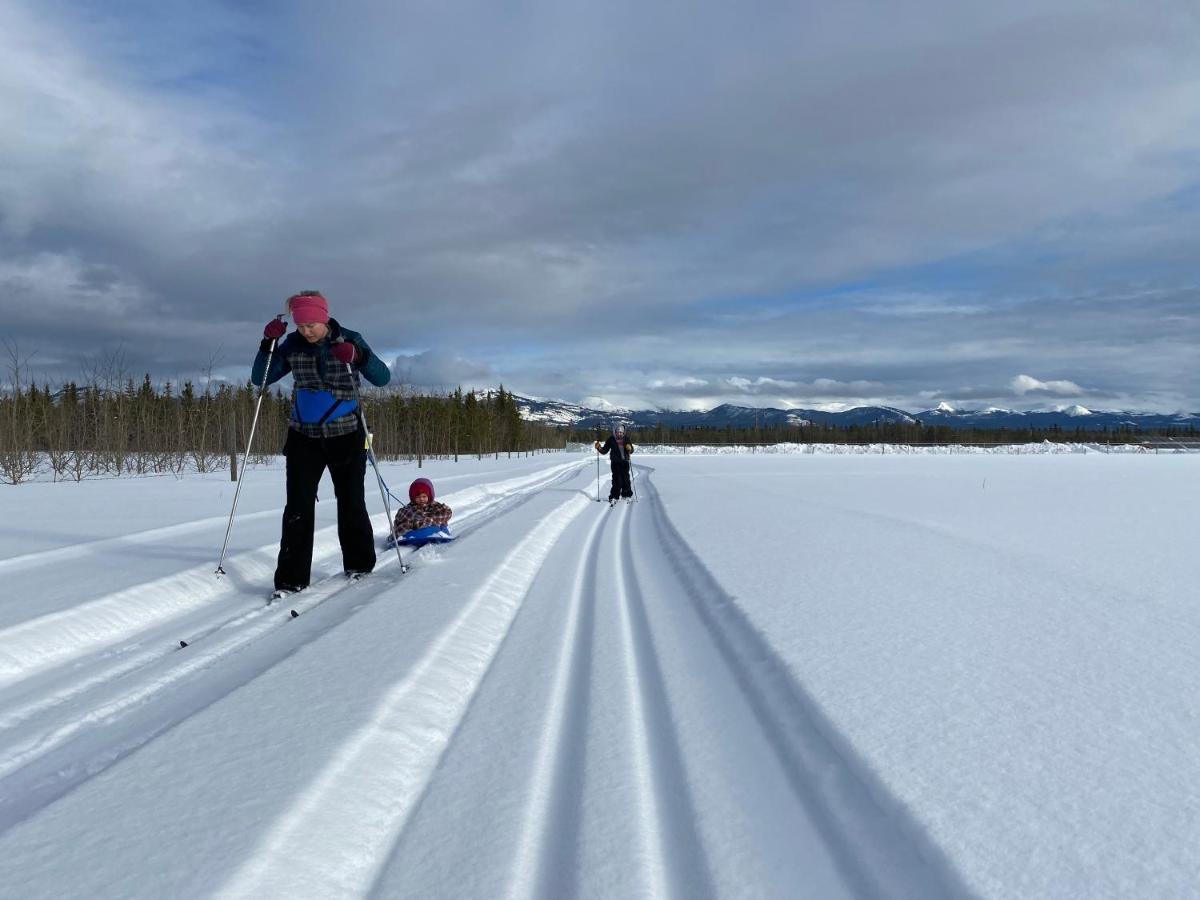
[1, 450, 1197, 898]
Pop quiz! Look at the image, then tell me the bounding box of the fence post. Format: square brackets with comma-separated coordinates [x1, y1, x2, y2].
[227, 414, 238, 481]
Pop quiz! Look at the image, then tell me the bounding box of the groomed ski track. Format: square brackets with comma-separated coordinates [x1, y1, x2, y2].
[0, 461, 966, 899]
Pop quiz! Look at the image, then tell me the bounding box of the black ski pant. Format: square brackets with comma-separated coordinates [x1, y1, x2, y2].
[609, 461, 632, 500]
[275, 428, 376, 590]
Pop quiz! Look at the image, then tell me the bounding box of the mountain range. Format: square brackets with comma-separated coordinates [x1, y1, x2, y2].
[515, 396, 1200, 432]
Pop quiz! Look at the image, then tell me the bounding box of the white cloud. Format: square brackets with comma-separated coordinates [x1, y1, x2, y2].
[1011, 374, 1085, 396]
[389, 349, 493, 391]
[726, 376, 799, 392]
[648, 376, 709, 390]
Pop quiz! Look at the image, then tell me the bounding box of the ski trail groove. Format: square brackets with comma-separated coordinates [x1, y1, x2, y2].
[0, 467, 588, 835]
[503, 509, 607, 900]
[0, 559, 412, 831]
[0, 460, 588, 692]
[0, 553, 271, 684]
[0, 550, 368, 737]
[218, 493, 589, 900]
[641, 474, 974, 899]
[0, 462, 588, 728]
[611, 503, 716, 900]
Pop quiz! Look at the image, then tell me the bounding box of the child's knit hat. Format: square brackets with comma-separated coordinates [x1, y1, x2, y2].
[409, 477, 435, 502]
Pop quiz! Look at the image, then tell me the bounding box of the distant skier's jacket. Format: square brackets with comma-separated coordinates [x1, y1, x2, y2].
[596, 435, 635, 467]
[393, 500, 453, 534]
[251, 317, 390, 438]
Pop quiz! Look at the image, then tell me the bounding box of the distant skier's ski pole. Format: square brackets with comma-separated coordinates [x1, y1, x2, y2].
[595, 432, 602, 501]
[216, 315, 284, 576]
[340, 340, 407, 574]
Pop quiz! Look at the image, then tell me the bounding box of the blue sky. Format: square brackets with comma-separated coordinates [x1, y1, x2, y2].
[1, 0, 1198, 412]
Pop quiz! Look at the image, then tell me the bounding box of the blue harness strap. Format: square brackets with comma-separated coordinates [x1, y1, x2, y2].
[293, 388, 358, 425]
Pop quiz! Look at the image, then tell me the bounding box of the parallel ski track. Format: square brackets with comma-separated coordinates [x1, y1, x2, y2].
[0, 461, 588, 834]
[0, 463, 540, 578]
[4, 461, 975, 895]
[369, 472, 715, 899]
[638, 469, 973, 899]
[0, 459, 587, 708]
[608, 492, 714, 899]
[502, 507, 608, 899]
[218, 491, 591, 898]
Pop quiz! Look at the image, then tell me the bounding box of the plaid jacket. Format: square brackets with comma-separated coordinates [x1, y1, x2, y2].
[252, 318, 390, 438]
[393, 500, 453, 533]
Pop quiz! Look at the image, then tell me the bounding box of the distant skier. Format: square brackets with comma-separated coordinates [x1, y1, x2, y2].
[252, 290, 391, 596]
[392, 477, 454, 537]
[594, 425, 635, 505]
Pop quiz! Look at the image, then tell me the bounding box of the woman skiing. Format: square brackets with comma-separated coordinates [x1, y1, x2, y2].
[252, 290, 391, 596]
[594, 424, 635, 505]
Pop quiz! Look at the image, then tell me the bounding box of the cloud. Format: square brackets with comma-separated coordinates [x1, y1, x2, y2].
[1011, 374, 1085, 397]
[2, 2, 1199, 412]
[647, 376, 710, 391]
[389, 349, 493, 392]
[727, 376, 797, 393]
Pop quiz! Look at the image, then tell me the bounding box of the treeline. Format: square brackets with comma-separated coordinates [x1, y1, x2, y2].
[567, 420, 1199, 446]
[0, 376, 564, 484]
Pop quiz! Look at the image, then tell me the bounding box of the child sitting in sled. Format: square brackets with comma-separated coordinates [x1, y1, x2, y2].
[391, 477, 454, 547]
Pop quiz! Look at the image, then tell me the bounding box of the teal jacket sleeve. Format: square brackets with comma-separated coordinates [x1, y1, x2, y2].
[348, 335, 390, 387]
[251, 339, 292, 387]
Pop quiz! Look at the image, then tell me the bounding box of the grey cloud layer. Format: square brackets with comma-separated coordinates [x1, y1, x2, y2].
[1, 1, 1197, 411]
[491, 288, 1198, 411]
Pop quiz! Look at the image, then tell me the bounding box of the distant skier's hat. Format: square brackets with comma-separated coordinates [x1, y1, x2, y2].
[409, 477, 435, 502]
[614, 424, 626, 436]
[287, 290, 329, 326]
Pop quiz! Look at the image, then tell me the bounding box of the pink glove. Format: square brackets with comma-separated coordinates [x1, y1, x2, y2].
[263, 319, 286, 340]
[331, 341, 359, 366]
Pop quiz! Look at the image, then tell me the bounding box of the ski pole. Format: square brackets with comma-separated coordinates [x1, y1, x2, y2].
[626, 430, 637, 501]
[341, 340, 407, 574]
[216, 315, 284, 576]
[595, 431, 602, 501]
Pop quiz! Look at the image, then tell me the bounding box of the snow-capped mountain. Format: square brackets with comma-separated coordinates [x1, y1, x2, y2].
[515, 395, 1199, 431]
[512, 396, 622, 428]
[913, 404, 1198, 430]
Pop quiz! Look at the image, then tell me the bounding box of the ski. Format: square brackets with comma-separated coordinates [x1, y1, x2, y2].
[288, 571, 369, 619]
[178, 590, 298, 649]
[176, 574, 355, 649]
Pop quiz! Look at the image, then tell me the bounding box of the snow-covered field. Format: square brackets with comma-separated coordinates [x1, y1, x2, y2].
[1, 449, 1197, 898]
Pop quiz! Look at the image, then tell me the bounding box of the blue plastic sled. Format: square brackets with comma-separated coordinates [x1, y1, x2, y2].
[385, 525, 456, 550]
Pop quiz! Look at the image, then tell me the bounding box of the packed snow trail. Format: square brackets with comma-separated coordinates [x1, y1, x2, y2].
[0, 460, 972, 898]
[0, 460, 585, 829]
[5, 451, 1200, 896]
